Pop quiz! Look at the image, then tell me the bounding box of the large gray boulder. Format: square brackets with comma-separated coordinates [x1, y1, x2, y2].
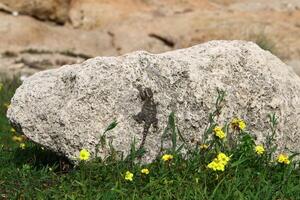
[7, 40, 300, 162]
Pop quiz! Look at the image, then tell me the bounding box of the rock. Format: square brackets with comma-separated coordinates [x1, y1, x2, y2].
[68, 0, 148, 29]
[229, 0, 300, 12]
[0, 13, 117, 76]
[0, 52, 85, 77]
[68, 0, 214, 29]
[0, 0, 70, 24]
[286, 60, 300, 77]
[7, 40, 300, 162]
[2, 0, 300, 77]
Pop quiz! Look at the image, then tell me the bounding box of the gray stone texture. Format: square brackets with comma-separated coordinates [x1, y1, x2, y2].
[7, 40, 300, 162]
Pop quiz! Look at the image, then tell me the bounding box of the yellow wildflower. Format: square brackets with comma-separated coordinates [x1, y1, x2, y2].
[79, 149, 90, 161]
[12, 135, 23, 143]
[200, 144, 209, 150]
[231, 118, 246, 131]
[207, 152, 230, 171]
[11, 128, 16, 133]
[141, 168, 150, 175]
[124, 171, 134, 181]
[277, 154, 290, 165]
[207, 159, 225, 171]
[19, 143, 26, 149]
[255, 145, 265, 155]
[217, 152, 230, 165]
[162, 154, 173, 162]
[213, 126, 226, 139]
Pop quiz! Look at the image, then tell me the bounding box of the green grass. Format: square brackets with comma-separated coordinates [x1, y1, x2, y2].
[1, 76, 300, 199]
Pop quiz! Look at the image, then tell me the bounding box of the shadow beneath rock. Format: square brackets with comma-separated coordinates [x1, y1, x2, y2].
[12, 145, 73, 173]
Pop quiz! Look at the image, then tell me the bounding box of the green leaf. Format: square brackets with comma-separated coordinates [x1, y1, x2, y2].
[104, 120, 118, 135]
[230, 158, 248, 167]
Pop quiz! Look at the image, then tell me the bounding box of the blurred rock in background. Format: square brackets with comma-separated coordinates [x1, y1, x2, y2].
[0, 0, 70, 24]
[0, 0, 300, 77]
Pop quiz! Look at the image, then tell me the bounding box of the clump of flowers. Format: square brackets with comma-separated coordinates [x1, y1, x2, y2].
[207, 152, 230, 171]
[213, 126, 226, 139]
[207, 160, 225, 171]
[79, 149, 90, 161]
[231, 118, 246, 131]
[162, 154, 173, 162]
[255, 145, 265, 155]
[124, 171, 134, 181]
[141, 168, 150, 175]
[277, 154, 290, 165]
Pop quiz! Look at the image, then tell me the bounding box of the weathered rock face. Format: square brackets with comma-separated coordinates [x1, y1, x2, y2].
[68, 0, 148, 29]
[1, 0, 300, 77]
[7, 41, 300, 162]
[0, 0, 70, 24]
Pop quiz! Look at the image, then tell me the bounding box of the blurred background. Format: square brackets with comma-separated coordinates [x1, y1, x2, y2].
[0, 0, 299, 77]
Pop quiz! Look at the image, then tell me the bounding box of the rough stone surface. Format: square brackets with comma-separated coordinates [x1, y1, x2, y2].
[0, 0, 70, 24]
[7, 40, 300, 162]
[1, 0, 300, 77]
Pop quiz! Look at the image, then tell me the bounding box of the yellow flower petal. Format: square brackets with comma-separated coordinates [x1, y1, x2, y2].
[79, 149, 90, 161]
[277, 154, 290, 165]
[12, 135, 23, 143]
[125, 171, 134, 181]
[19, 143, 26, 149]
[231, 118, 246, 131]
[213, 126, 226, 139]
[200, 144, 209, 150]
[141, 168, 150, 175]
[255, 145, 265, 155]
[162, 154, 173, 161]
